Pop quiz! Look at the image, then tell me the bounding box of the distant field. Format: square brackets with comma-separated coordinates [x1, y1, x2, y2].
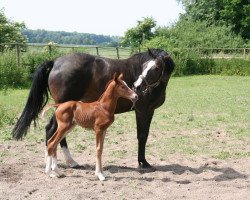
[0, 75, 249, 159]
[25, 44, 132, 59]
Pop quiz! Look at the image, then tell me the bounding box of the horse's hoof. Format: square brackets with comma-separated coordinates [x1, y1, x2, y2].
[95, 172, 106, 181]
[138, 161, 156, 172]
[66, 160, 79, 168]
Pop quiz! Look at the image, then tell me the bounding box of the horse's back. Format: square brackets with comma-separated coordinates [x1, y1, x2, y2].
[48, 53, 131, 107]
[48, 53, 102, 103]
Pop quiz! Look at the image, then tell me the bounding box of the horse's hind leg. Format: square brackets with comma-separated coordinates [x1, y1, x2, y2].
[45, 115, 78, 168]
[60, 138, 79, 168]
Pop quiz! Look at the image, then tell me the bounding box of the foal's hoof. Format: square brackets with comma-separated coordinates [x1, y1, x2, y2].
[49, 170, 65, 178]
[95, 172, 106, 181]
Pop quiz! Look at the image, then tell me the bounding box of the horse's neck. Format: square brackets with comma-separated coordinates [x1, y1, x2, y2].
[128, 54, 148, 75]
[99, 84, 118, 114]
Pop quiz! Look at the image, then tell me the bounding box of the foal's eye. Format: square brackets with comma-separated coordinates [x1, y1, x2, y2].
[155, 67, 159, 71]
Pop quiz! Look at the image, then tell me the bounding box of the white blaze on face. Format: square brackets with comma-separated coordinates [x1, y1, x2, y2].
[134, 60, 156, 88]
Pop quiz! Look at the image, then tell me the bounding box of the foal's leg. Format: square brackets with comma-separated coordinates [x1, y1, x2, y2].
[45, 115, 57, 164]
[95, 130, 107, 181]
[45, 115, 78, 168]
[46, 122, 73, 177]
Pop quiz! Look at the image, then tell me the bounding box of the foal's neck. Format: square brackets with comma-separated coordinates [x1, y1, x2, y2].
[99, 82, 119, 114]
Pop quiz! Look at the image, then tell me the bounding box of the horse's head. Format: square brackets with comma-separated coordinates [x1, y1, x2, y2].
[133, 48, 175, 95]
[113, 73, 138, 103]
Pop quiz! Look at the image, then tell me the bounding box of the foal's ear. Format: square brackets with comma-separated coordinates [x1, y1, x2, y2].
[118, 73, 123, 80]
[113, 72, 117, 80]
[148, 48, 156, 59]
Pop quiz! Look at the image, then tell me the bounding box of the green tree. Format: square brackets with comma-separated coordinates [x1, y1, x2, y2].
[177, 0, 250, 39]
[145, 20, 245, 50]
[121, 17, 156, 52]
[0, 9, 27, 51]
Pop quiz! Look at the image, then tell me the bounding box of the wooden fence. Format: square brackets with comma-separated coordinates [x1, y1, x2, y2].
[0, 43, 249, 67]
[0, 43, 132, 67]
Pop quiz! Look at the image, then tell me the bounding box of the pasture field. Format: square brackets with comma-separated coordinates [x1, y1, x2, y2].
[0, 75, 249, 199]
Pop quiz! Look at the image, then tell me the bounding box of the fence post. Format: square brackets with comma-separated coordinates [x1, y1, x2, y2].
[116, 47, 120, 59]
[15, 44, 20, 67]
[96, 47, 99, 56]
[243, 48, 246, 59]
[48, 44, 52, 56]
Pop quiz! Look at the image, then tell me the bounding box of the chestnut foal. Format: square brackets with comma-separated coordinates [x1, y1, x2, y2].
[42, 73, 138, 181]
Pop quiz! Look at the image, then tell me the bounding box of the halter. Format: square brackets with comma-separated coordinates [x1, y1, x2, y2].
[134, 65, 165, 95]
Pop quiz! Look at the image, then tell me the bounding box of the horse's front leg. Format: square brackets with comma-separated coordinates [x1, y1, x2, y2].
[95, 130, 107, 181]
[135, 110, 155, 170]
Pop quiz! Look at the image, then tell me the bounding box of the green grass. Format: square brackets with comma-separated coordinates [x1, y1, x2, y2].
[0, 75, 249, 160]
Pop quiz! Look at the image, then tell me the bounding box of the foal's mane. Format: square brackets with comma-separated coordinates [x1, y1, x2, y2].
[97, 78, 116, 102]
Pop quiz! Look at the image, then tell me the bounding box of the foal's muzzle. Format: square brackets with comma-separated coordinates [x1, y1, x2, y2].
[131, 94, 138, 103]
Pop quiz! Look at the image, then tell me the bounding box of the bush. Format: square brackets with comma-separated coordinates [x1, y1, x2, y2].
[213, 59, 250, 76]
[0, 52, 29, 89]
[171, 49, 216, 76]
[0, 104, 16, 127]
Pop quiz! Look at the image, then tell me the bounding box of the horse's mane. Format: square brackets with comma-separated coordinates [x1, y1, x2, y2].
[131, 49, 169, 64]
[131, 48, 175, 75]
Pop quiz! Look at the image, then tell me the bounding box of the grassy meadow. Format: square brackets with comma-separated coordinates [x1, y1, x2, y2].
[0, 75, 249, 162]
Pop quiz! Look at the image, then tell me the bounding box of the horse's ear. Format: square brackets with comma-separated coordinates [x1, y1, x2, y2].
[164, 55, 171, 61]
[148, 48, 156, 59]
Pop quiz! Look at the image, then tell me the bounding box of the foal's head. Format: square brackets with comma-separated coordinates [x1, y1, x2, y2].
[112, 73, 138, 103]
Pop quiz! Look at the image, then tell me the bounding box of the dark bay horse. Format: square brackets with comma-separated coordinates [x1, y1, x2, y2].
[12, 48, 175, 169]
[42, 73, 138, 180]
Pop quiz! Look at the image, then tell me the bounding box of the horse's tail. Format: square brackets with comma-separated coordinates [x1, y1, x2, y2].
[41, 104, 59, 119]
[12, 60, 54, 140]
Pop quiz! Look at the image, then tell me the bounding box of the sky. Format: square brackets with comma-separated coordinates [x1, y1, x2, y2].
[1, 0, 184, 36]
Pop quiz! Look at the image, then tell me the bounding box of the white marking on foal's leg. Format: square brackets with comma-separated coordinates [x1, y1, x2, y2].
[95, 172, 106, 181]
[62, 147, 79, 168]
[44, 146, 48, 164]
[45, 156, 52, 175]
[49, 157, 63, 178]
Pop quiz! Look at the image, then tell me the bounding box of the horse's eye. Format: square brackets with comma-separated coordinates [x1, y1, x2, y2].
[155, 67, 159, 71]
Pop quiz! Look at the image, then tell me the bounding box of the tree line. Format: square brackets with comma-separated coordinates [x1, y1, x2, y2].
[22, 29, 120, 46]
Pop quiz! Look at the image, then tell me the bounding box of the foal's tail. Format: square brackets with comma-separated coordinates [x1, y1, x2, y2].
[41, 104, 59, 119]
[12, 61, 54, 140]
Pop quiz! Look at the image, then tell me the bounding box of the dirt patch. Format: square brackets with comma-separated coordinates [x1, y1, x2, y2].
[0, 140, 249, 200]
